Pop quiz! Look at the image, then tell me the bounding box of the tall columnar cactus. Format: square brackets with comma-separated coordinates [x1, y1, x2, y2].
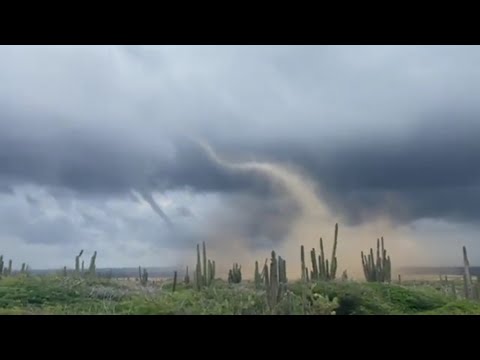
[172, 271, 177, 292]
[0, 255, 3, 276]
[228, 263, 242, 284]
[263, 261, 269, 289]
[21, 263, 26, 274]
[302, 223, 339, 282]
[194, 242, 215, 290]
[208, 260, 213, 283]
[140, 268, 148, 286]
[254, 261, 262, 288]
[270, 251, 278, 298]
[300, 245, 306, 282]
[361, 237, 391, 283]
[463, 246, 474, 299]
[331, 223, 339, 278]
[195, 244, 202, 290]
[311, 249, 319, 281]
[8, 259, 12, 276]
[88, 251, 97, 277]
[184, 266, 190, 284]
[75, 250, 84, 274]
[320, 238, 325, 278]
[138, 266, 142, 281]
[264, 251, 287, 312]
[202, 241, 207, 286]
[278, 256, 287, 283]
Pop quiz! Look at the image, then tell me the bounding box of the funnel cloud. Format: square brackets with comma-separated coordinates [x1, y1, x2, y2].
[1, 45, 480, 270]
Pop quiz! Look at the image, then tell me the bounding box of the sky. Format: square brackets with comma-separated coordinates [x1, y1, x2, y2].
[1, 45, 480, 275]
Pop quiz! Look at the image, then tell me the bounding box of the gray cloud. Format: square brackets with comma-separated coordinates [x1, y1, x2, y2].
[1, 45, 480, 266]
[25, 194, 39, 206]
[176, 206, 194, 218]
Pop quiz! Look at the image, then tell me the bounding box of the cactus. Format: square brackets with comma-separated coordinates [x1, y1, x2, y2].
[202, 241, 207, 286]
[310, 249, 318, 281]
[228, 263, 242, 284]
[341, 270, 348, 281]
[263, 261, 270, 289]
[264, 251, 287, 313]
[398, 274, 402, 284]
[330, 223, 339, 279]
[270, 251, 278, 300]
[208, 260, 213, 283]
[461, 246, 480, 301]
[21, 263, 26, 274]
[254, 261, 262, 288]
[138, 266, 142, 281]
[462, 246, 474, 299]
[88, 251, 97, 277]
[195, 244, 202, 290]
[194, 242, 215, 290]
[0, 255, 3, 277]
[172, 271, 177, 292]
[319, 238, 325, 279]
[75, 250, 84, 274]
[302, 223, 339, 282]
[140, 268, 148, 285]
[361, 237, 391, 283]
[184, 266, 190, 284]
[278, 256, 287, 283]
[300, 245, 306, 282]
[81, 260, 84, 274]
[8, 259, 12, 276]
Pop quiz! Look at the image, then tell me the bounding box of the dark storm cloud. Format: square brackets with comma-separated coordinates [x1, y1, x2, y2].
[2, 97, 480, 229]
[281, 114, 480, 225]
[2, 45, 480, 255]
[0, 122, 151, 195]
[0, 124, 267, 197]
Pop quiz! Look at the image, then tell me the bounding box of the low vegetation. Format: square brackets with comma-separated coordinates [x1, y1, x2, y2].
[0, 275, 479, 315]
[1, 223, 479, 314]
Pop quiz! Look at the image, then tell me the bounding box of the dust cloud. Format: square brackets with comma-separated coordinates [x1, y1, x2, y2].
[182, 140, 432, 280]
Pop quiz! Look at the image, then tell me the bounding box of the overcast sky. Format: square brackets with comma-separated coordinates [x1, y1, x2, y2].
[1, 45, 480, 272]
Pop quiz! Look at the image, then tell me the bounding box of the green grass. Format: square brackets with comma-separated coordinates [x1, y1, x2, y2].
[0, 275, 478, 314]
[420, 300, 480, 315]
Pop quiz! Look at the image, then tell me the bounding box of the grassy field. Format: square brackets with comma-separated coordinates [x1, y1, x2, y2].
[2, 225, 478, 315]
[1, 274, 479, 315]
